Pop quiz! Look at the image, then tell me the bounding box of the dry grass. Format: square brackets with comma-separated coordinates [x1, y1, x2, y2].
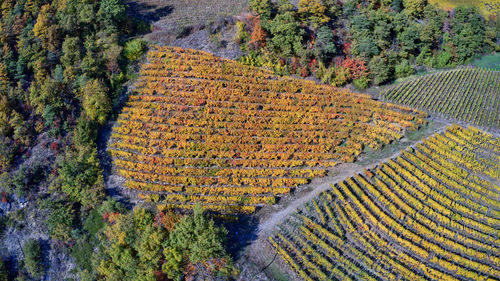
[429, 0, 500, 17]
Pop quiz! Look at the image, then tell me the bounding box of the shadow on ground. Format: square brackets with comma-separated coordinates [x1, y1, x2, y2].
[220, 214, 260, 259]
[126, 1, 174, 22]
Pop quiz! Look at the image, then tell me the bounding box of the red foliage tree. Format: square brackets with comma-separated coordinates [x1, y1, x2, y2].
[249, 16, 266, 48]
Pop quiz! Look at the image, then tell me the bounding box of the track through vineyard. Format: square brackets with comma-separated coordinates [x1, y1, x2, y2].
[109, 46, 426, 213]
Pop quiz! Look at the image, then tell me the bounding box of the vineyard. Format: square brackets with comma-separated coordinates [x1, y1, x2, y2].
[382, 68, 500, 132]
[269, 125, 500, 281]
[109, 46, 426, 213]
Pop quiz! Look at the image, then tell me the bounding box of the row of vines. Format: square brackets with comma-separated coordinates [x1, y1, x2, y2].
[270, 125, 500, 280]
[109, 46, 426, 213]
[382, 68, 500, 132]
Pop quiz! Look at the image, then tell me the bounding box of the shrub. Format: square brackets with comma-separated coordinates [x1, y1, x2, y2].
[123, 39, 146, 62]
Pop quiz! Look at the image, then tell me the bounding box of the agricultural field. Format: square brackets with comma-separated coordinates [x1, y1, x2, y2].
[429, 0, 500, 16]
[109, 46, 426, 213]
[269, 125, 500, 281]
[382, 68, 500, 132]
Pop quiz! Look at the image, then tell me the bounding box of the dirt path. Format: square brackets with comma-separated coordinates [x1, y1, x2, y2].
[257, 163, 363, 235]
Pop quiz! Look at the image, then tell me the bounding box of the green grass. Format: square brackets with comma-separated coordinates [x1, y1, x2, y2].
[473, 53, 500, 71]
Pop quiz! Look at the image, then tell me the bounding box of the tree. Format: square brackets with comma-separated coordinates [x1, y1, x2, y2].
[403, 0, 428, 19]
[97, 0, 126, 26]
[369, 55, 392, 85]
[249, 17, 267, 48]
[249, 0, 273, 20]
[397, 23, 421, 57]
[315, 26, 337, 62]
[61, 36, 82, 81]
[298, 0, 330, 28]
[371, 10, 393, 49]
[451, 8, 486, 63]
[45, 201, 77, 242]
[392, 0, 403, 12]
[82, 79, 111, 125]
[0, 258, 7, 281]
[56, 147, 105, 209]
[123, 39, 146, 62]
[23, 239, 45, 279]
[33, 4, 59, 51]
[267, 11, 305, 57]
[96, 208, 170, 281]
[395, 59, 414, 78]
[162, 205, 233, 280]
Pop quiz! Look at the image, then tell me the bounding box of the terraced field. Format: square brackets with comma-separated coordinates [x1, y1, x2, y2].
[109, 46, 426, 213]
[382, 68, 500, 132]
[269, 125, 500, 281]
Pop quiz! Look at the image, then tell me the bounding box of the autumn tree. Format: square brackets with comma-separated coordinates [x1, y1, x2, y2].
[298, 0, 330, 28]
[82, 79, 111, 125]
[249, 16, 267, 48]
[33, 4, 60, 51]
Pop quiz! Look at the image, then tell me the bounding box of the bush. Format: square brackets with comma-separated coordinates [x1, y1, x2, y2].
[23, 239, 45, 279]
[123, 39, 146, 62]
[353, 77, 369, 90]
[435, 50, 453, 68]
[395, 59, 415, 78]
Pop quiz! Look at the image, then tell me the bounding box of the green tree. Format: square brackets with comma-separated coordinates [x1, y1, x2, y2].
[45, 201, 76, 242]
[369, 55, 392, 85]
[123, 39, 147, 62]
[162, 205, 232, 280]
[397, 23, 420, 57]
[61, 36, 82, 81]
[23, 239, 45, 279]
[96, 208, 168, 281]
[395, 59, 414, 78]
[267, 11, 305, 57]
[97, 0, 126, 26]
[0, 258, 7, 281]
[314, 26, 337, 62]
[56, 147, 105, 209]
[249, 0, 273, 20]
